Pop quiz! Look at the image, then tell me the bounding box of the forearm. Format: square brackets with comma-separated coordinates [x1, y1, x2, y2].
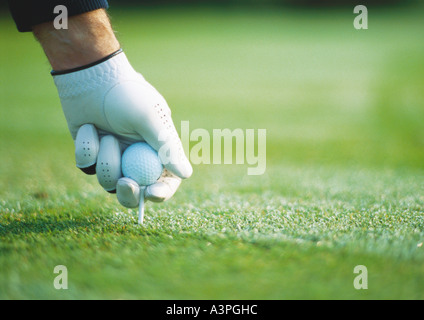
[33, 9, 120, 72]
[7, 0, 109, 32]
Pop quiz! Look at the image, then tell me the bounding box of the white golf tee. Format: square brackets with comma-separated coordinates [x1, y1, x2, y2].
[138, 186, 147, 224]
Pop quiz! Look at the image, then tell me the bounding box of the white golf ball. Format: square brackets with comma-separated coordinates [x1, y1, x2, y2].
[121, 142, 163, 186]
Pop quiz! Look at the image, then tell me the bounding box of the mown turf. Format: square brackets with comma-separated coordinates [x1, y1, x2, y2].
[1, 5, 424, 299]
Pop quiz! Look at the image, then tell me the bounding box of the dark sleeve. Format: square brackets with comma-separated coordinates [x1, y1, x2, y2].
[7, 0, 109, 32]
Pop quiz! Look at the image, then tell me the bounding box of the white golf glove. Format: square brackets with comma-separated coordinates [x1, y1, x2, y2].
[52, 50, 192, 207]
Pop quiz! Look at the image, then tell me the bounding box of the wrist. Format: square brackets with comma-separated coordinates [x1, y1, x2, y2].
[33, 9, 120, 72]
[51, 48, 123, 75]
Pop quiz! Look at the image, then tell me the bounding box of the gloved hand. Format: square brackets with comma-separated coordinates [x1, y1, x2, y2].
[52, 49, 192, 207]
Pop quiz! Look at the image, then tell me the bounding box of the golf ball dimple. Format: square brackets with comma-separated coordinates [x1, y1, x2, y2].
[121, 142, 163, 186]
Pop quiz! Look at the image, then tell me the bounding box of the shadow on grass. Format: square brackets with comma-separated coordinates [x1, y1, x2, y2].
[0, 217, 99, 236]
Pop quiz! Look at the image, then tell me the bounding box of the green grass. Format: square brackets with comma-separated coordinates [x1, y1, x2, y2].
[1, 6, 424, 299]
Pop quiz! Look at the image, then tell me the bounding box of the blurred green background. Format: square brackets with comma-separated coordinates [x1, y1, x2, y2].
[1, 1, 424, 299]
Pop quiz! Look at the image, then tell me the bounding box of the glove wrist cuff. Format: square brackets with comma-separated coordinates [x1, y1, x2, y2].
[52, 50, 140, 100]
[51, 49, 124, 76]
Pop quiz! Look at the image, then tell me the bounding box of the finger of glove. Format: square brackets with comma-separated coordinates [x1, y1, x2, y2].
[103, 81, 192, 179]
[96, 135, 122, 193]
[145, 173, 182, 203]
[74, 124, 99, 175]
[116, 177, 140, 208]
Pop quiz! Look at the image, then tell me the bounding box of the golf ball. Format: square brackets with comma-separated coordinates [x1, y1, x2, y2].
[122, 142, 163, 186]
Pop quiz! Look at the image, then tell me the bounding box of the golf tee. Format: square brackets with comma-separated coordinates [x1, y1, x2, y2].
[138, 186, 146, 224]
